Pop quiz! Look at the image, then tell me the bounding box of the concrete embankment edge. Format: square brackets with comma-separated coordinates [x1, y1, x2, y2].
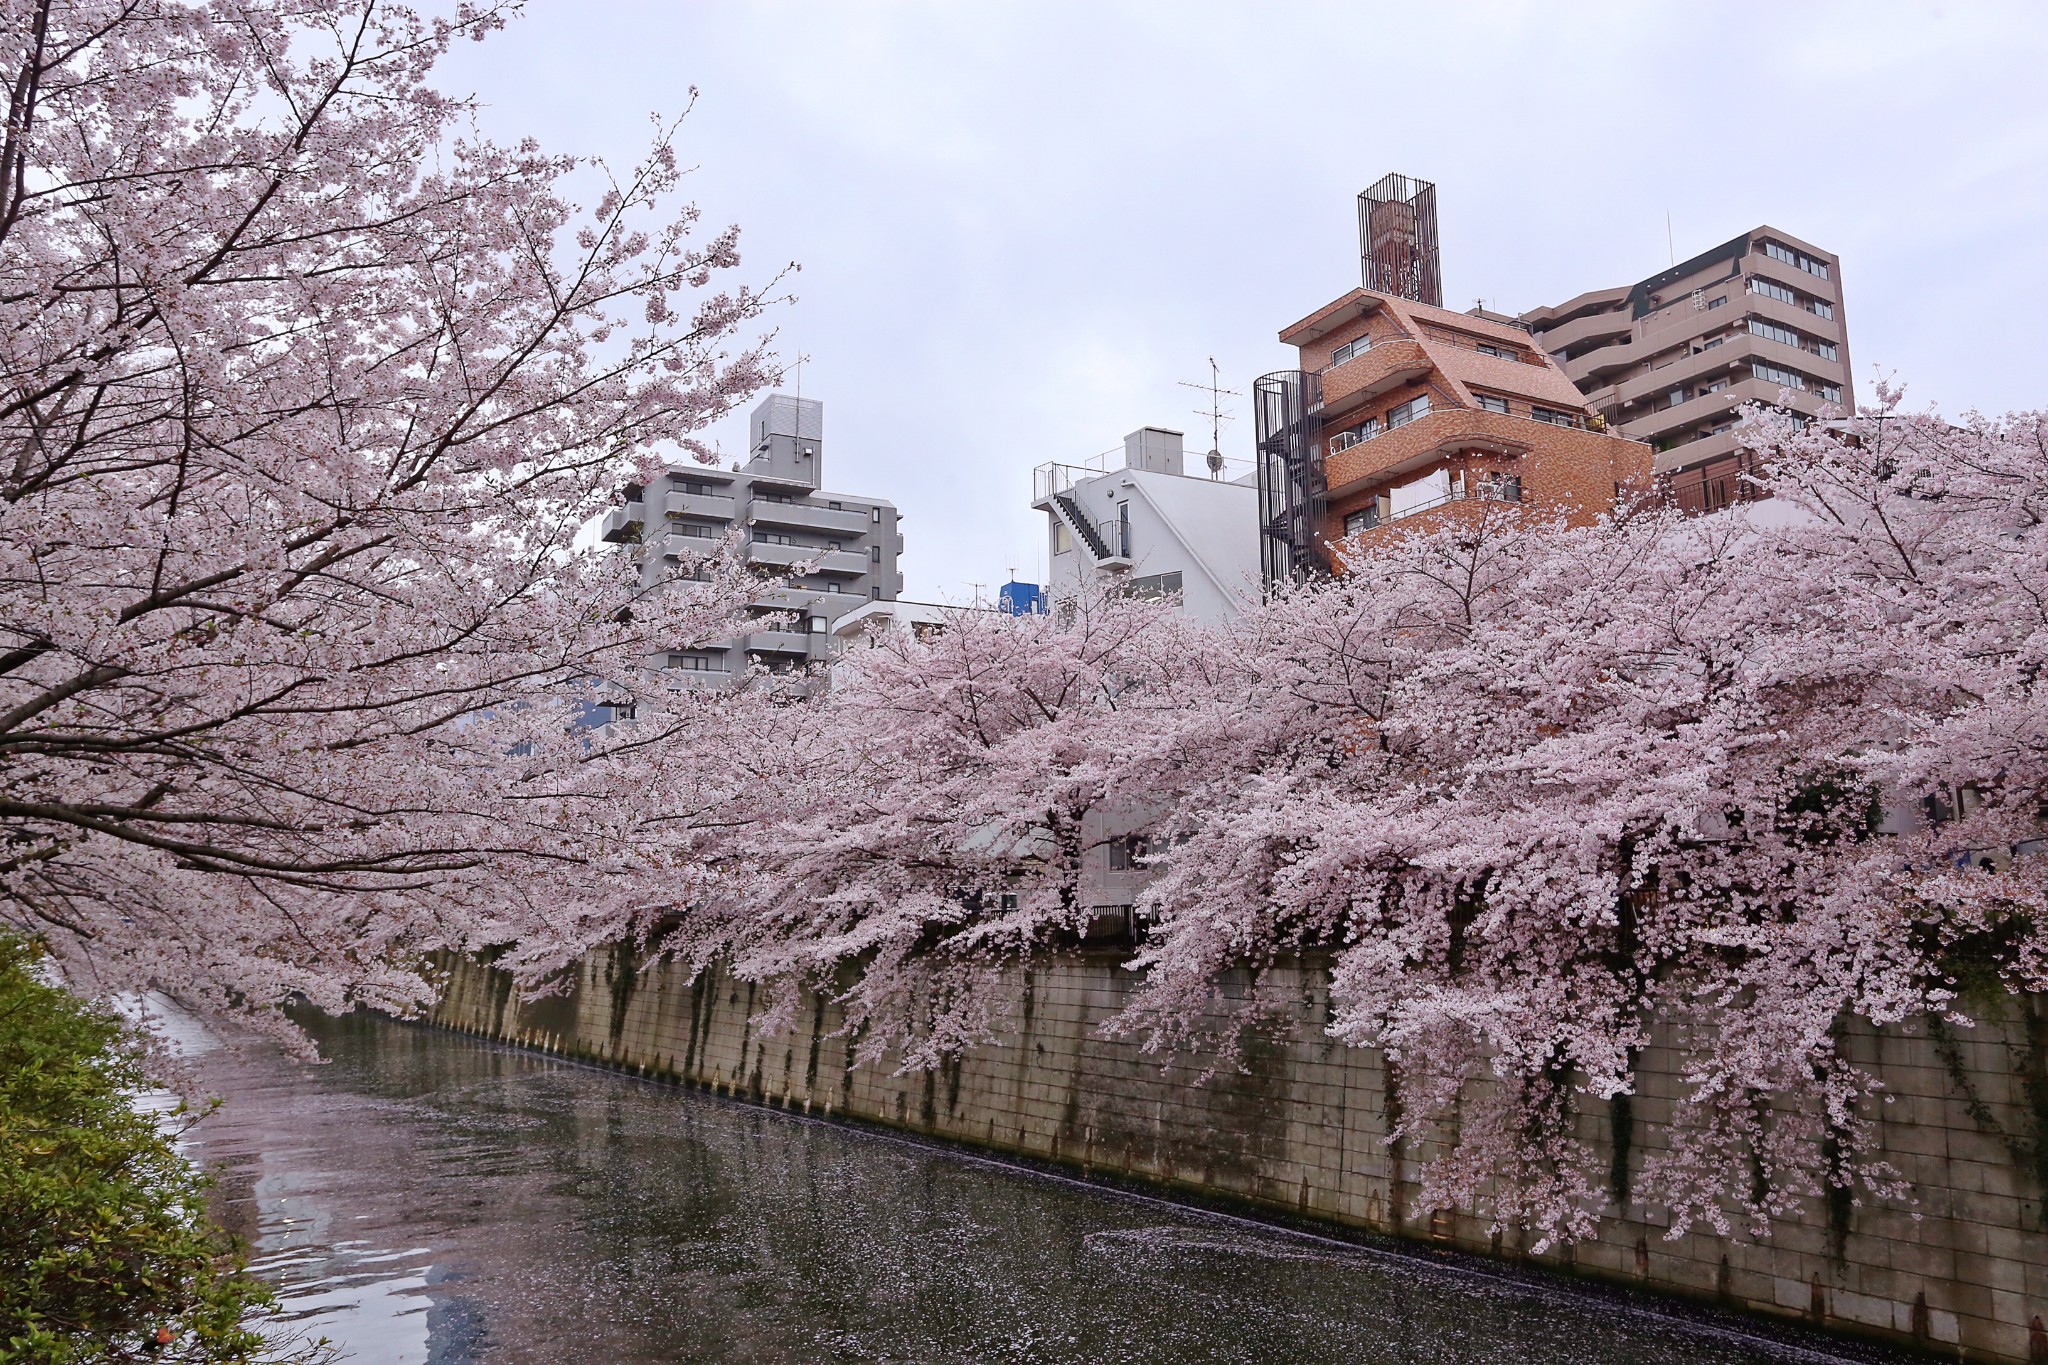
[427, 948, 2048, 1364]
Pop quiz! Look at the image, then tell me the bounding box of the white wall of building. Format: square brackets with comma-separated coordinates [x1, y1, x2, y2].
[1042, 428, 1259, 624]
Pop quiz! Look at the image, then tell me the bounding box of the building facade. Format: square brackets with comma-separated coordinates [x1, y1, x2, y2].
[1033, 426, 1260, 625]
[1520, 228, 1852, 514]
[600, 393, 904, 684]
[1258, 288, 1653, 582]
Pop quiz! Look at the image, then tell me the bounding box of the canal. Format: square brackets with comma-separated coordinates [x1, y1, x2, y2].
[177, 1009, 1901, 1365]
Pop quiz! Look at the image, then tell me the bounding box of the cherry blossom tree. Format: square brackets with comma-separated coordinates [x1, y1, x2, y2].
[0, 0, 778, 1025]
[693, 398, 2046, 1252]
[662, 591, 1210, 1071]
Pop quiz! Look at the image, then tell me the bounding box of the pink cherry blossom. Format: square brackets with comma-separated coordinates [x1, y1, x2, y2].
[0, 0, 777, 1036]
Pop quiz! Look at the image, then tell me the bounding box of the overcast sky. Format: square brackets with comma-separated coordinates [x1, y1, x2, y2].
[441, 1, 2048, 601]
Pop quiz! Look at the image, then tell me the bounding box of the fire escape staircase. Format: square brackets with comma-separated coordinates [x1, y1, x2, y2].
[1050, 491, 1129, 566]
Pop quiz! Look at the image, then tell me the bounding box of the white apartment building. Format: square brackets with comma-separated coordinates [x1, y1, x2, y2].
[1032, 427, 1260, 624]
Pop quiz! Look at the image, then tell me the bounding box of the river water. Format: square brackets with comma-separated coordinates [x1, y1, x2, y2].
[175, 1009, 1900, 1365]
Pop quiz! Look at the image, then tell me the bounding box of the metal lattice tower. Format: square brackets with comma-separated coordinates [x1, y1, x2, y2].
[1358, 173, 1441, 307]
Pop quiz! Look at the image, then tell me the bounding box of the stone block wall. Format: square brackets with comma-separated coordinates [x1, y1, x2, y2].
[428, 949, 2048, 1363]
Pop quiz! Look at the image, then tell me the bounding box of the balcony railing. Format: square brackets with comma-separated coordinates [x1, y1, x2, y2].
[749, 498, 871, 537]
[1346, 478, 1524, 534]
[1033, 451, 1252, 506]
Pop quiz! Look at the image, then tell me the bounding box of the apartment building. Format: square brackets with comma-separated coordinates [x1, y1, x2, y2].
[1520, 228, 1852, 513]
[1033, 426, 1260, 624]
[599, 393, 905, 683]
[1257, 288, 1652, 582]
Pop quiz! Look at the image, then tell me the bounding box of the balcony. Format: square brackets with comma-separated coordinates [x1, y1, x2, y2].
[1609, 337, 1761, 409]
[663, 668, 735, 692]
[657, 531, 728, 559]
[1529, 306, 1632, 359]
[742, 456, 816, 490]
[1323, 408, 1540, 498]
[749, 499, 871, 537]
[1318, 338, 1433, 421]
[665, 490, 736, 521]
[742, 630, 816, 655]
[600, 503, 645, 543]
[745, 541, 870, 576]
[1624, 376, 1833, 460]
[1561, 339, 1640, 388]
[1334, 480, 1525, 551]
[753, 586, 869, 620]
[1646, 426, 1745, 474]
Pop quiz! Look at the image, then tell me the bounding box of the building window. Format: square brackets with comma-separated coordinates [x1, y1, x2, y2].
[1344, 505, 1381, 535]
[666, 652, 721, 672]
[1484, 474, 1523, 504]
[1747, 318, 1801, 348]
[828, 500, 842, 510]
[1701, 336, 1724, 350]
[1385, 396, 1430, 430]
[671, 477, 717, 496]
[1752, 360, 1807, 391]
[1475, 393, 1509, 415]
[1707, 295, 1727, 310]
[870, 585, 883, 601]
[806, 616, 827, 634]
[1809, 300, 1835, 320]
[1812, 341, 1838, 361]
[1747, 276, 1797, 306]
[1126, 571, 1183, 600]
[670, 522, 717, 539]
[1330, 335, 1371, 366]
[1762, 240, 1831, 280]
[1107, 835, 1150, 871]
[1667, 389, 1687, 409]
[1704, 379, 1730, 394]
[1052, 522, 1073, 555]
[1816, 383, 1843, 404]
[1329, 417, 1381, 453]
[1474, 341, 1520, 361]
[1531, 406, 1581, 427]
[872, 507, 883, 522]
[869, 544, 882, 563]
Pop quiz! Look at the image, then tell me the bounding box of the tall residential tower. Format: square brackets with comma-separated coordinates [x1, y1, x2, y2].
[1520, 229, 1852, 513]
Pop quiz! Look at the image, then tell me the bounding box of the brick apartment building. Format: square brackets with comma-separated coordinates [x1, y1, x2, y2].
[1256, 175, 1652, 583]
[1520, 228, 1852, 514]
[1256, 287, 1652, 580]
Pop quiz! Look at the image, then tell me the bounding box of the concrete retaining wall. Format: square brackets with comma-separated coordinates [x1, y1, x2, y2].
[428, 949, 2048, 1363]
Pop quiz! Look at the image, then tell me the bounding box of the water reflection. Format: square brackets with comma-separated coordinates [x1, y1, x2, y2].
[179, 1010, 1897, 1365]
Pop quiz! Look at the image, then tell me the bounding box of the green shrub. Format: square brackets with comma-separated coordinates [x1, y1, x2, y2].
[0, 936, 304, 1363]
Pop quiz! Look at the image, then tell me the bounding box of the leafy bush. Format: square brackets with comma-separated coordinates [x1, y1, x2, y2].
[0, 936, 300, 1363]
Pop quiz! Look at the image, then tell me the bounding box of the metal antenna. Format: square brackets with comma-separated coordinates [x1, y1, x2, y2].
[1177, 357, 1240, 479]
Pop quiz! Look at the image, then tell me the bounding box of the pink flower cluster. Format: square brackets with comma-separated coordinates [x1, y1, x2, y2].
[689, 396, 2048, 1246]
[0, 0, 776, 1038]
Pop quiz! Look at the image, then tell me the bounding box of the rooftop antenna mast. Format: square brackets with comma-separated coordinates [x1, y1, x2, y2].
[1178, 357, 1240, 479]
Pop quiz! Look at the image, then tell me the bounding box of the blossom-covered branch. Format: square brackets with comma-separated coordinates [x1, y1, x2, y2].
[0, 0, 778, 1025]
